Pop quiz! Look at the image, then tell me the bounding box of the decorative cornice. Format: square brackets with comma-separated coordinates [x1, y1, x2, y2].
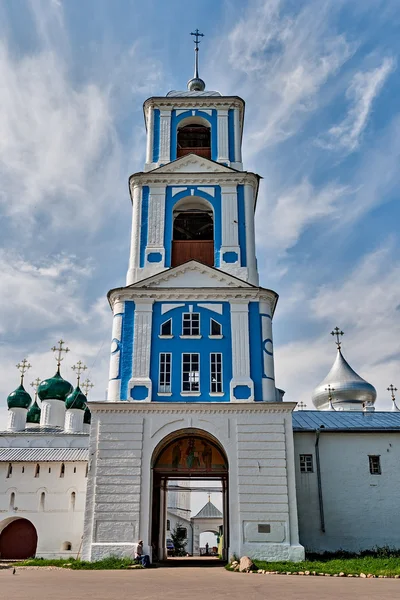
[109, 288, 276, 307]
[144, 96, 245, 113]
[129, 171, 259, 192]
[88, 401, 296, 415]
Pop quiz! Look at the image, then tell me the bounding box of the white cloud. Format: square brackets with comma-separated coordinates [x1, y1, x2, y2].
[319, 57, 395, 151]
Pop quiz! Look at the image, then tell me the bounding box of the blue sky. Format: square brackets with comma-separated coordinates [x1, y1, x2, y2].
[0, 0, 399, 427]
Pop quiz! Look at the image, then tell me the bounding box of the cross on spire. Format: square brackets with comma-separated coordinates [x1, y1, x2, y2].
[81, 378, 94, 397]
[325, 384, 335, 401]
[331, 327, 344, 350]
[30, 377, 41, 399]
[387, 384, 398, 401]
[191, 28, 204, 50]
[297, 401, 307, 411]
[71, 360, 87, 386]
[190, 28, 204, 80]
[51, 339, 70, 370]
[16, 358, 31, 385]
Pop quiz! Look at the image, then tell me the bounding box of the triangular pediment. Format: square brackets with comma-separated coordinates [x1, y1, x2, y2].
[129, 261, 255, 289]
[151, 154, 238, 175]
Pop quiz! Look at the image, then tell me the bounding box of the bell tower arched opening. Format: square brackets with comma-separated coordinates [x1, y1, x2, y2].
[150, 428, 228, 563]
[171, 197, 214, 267]
[177, 117, 211, 160]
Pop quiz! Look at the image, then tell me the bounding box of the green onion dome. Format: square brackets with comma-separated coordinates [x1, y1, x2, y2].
[7, 384, 32, 409]
[84, 406, 91, 425]
[38, 371, 73, 402]
[65, 386, 87, 411]
[27, 400, 41, 424]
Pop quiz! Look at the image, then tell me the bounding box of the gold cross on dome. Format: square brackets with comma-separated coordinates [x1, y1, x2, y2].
[30, 377, 41, 399]
[297, 401, 307, 410]
[51, 339, 70, 368]
[16, 358, 31, 385]
[71, 361, 87, 386]
[325, 384, 335, 402]
[331, 327, 344, 350]
[387, 384, 398, 401]
[81, 378, 94, 397]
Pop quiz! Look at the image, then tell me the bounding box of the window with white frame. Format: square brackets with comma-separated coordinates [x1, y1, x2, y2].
[159, 353, 172, 393]
[210, 319, 222, 337]
[369, 455, 381, 475]
[160, 319, 172, 336]
[182, 353, 200, 392]
[210, 353, 223, 393]
[182, 313, 200, 336]
[299, 454, 313, 473]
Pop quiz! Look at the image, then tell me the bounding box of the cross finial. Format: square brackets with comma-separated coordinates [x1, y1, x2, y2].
[388, 384, 398, 401]
[51, 339, 70, 369]
[191, 28, 204, 50]
[16, 358, 31, 385]
[190, 28, 204, 81]
[297, 401, 307, 411]
[81, 378, 94, 397]
[331, 327, 344, 350]
[71, 360, 87, 386]
[325, 384, 335, 402]
[30, 377, 41, 400]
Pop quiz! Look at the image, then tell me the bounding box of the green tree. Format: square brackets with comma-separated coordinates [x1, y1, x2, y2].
[171, 522, 188, 556]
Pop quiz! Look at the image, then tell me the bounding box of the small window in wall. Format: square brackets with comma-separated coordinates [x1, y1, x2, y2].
[167, 520, 171, 531]
[73, 467, 77, 474]
[49, 467, 51, 473]
[70, 491, 76, 512]
[35, 464, 40, 478]
[160, 319, 172, 337]
[177, 526, 187, 538]
[210, 319, 222, 337]
[40, 492, 45, 511]
[300, 454, 313, 473]
[159, 353, 172, 393]
[9, 492, 15, 510]
[22, 466, 25, 473]
[210, 353, 223, 394]
[62, 542, 72, 551]
[182, 353, 200, 393]
[60, 463, 65, 478]
[182, 313, 200, 336]
[6, 463, 12, 478]
[85, 464, 88, 478]
[369, 455, 381, 475]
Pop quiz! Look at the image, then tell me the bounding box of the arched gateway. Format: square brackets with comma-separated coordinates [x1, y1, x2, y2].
[0, 517, 38, 559]
[151, 429, 228, 560]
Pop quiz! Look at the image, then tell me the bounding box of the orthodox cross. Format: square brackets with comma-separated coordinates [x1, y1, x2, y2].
[297, 402, 307, 411]
[51, 339, 70, 369]
[16, 358, 31, 385]
[82, 378, 94, 397]
[331, 327, 344, 350]
[325, 384, 335, 402]
[190, 28, 204, 78]
[71, 361, 87, 386]
[387, 384, 398, 401]
[30, 377, 41, 400]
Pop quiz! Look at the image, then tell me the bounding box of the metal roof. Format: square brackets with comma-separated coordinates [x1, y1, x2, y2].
[192, 501, 222, 519]
[292, 411, 400, 431]
[0, 448, 89, 462]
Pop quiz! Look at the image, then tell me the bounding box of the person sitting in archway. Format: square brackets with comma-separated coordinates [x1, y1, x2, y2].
[135, 540, 150, 568]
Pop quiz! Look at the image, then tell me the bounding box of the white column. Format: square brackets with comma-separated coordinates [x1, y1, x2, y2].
[7, 408, 27, 432]
[64, 409, 84, 433]
[220, 185, 240, 268]
[107, 299, 125, 402]
[159, 110, 171, 164]
[145, 106, 154, 165]
[40, 399, 65, 428]
[259, 299, 276, 402]
[126, 183, 142, 285]
[128, 300, 154, 401]
[244, 184, 259, 285]
[233, 107, 242, 164]
[230, 301, 254, 401]
[217, 109, 229, 163]
[145, 185, 166, 268]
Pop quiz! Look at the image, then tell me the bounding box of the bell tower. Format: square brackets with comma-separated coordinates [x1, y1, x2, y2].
[83, 32, 304, 564]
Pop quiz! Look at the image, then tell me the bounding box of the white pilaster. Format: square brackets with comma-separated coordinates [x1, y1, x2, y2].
[259, 300, 276, 402]
[7, 408, 27, 432]
[220, 185, 241, 269]
[159, 110, 171, 164]
[217, 109, 229, 163]
[40, 399, 66, 428]
[128, 300, 154, 401]
[145, 106, 154, 165]
[233, 107, 242, 164]
[230, 301, 254, 401]
[244, 184, 259, 285]
[107, 300, 125, 402]
[145, 185, 166, 269]
[64, 408, 84, 433]
[126, 183, 142, 285]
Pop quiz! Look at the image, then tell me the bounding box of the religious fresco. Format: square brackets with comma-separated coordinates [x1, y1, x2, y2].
[154, 437, 227, 473]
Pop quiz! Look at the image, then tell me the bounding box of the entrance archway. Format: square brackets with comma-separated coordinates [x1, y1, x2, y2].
[0, 518, 38, 559]
[151, 429, 228, 562]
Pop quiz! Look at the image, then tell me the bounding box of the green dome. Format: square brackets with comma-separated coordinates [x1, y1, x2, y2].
[84, 405, 91, 424]
[7, 384, 32, 409]
[65, 386, 87, 411]
[38, 371, 73, 402]
[27, 400, 41, 424]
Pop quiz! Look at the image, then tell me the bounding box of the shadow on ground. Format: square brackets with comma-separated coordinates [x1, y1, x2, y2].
[158, 557, 226, 568]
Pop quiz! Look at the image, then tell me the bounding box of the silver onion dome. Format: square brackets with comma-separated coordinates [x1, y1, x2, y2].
[312, 349, 377, 411]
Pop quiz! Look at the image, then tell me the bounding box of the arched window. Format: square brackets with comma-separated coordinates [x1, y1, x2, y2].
[34, 464, 40, 478]
[40, 492, 45, 511]
[177, 123, 211, 159]
[62, 541, 72, 551]
[70, 491, 76, 512]
[172, 198, 214, 267]
[9, 492, 15, 510]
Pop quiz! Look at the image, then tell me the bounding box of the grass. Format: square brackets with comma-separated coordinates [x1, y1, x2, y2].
[14, 557, 142, 570]
[228, 549, 400, 577]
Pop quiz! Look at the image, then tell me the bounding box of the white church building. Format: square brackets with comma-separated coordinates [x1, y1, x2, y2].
[1, 33, 400, 562]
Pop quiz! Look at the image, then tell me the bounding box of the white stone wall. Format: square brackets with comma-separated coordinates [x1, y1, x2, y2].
[294, 431, 400, 552]
[166, 510, 192, 555]
[192, 517, 222, 555]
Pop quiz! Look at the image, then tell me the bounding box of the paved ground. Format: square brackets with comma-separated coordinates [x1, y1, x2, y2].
[1, 566, 399, 600]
